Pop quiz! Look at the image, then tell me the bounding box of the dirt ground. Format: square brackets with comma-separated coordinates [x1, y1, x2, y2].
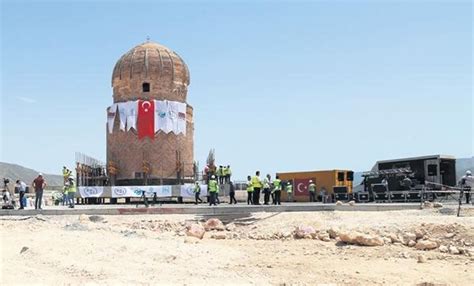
[1, 207, 473, 285]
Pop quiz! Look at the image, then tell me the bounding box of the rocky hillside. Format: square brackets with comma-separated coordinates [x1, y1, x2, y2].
[0, 162, 63, 186]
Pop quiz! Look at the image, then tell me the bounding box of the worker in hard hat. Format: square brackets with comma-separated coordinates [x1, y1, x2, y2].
[66, 176, 76, 208]
[309, 180, 316, 202]
[62, 166, 69, 184]
[194, 181, 203, 205]
[273, 175, 282, 205]
[208, 175, 218, 206]
[246, 175, 253, 205]
[286, 180, 293, 202]
[459, 170, 473, 204]
[251, 171, 263, 205]
[262, 174, 271, 205]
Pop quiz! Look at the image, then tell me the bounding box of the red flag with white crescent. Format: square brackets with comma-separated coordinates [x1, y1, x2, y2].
[294, 178, 311, 197]
[137, 100, 155, 139]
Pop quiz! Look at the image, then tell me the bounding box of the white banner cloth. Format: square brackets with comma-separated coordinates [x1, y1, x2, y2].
[78, 187, 104, 198]
[154, 100, 170, 133]
[111, 185, 173, 198]
[109, 100, 186, 135]
[107, 104, 117, 134]
[180, 184, 208, 197]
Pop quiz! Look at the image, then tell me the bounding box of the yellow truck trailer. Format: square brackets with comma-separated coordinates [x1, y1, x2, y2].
[277, 169, 354, 202]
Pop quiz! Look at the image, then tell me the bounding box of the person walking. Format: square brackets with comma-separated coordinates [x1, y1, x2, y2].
[246, 175, 253, 205]
[309, 180, 316, 202]
[15, 180, 27, 209]
[286, 181, 293, 202]
[251, 171, 263, 205]
[66, 176, 76, 208]
[229, 181, 237, 204]
[273, 175, 282, 205]
[194, 181, 203, 205]
[263, 174, 271, 205]
[32, 173, 46, 210]
[208, 175, 218, 206]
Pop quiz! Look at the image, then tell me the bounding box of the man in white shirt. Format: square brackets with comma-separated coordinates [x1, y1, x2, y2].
[15, 180, 27, 209]
[263, 174, 272, 205]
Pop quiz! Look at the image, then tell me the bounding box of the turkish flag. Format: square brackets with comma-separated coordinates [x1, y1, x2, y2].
[137, 100, 155, 139]
[294, 178, 312, 197]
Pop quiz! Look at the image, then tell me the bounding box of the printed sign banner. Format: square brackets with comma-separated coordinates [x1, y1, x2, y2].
[180, 184, 194, 197]
[179, 184, 208, 198]
[78, 186, 104, 198]
[111, 186, 173, 198]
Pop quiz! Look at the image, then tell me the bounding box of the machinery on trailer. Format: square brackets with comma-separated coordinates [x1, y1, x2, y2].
[358, 155, 456, 203]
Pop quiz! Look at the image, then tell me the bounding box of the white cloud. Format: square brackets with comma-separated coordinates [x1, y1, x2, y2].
[17, 97, 37, 104]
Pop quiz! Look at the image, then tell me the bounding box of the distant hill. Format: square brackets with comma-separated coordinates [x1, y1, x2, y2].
[353, 157, 473, 185]
[0, 162, 63, 186]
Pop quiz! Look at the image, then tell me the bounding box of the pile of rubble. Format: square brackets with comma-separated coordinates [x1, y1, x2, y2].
[183, 218, 473, 257]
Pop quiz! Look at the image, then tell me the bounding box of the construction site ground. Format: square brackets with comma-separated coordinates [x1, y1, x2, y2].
[1, 204, 473, 285]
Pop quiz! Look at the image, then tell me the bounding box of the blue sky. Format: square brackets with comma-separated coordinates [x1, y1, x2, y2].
[1, 0, 472, 179]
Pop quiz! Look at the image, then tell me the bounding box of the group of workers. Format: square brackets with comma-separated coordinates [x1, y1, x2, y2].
[204, 165, 232, 184]
[192, 170, 320, 206]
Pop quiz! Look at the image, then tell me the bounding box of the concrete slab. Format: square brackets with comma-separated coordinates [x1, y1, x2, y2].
[0, 203, 422, 216]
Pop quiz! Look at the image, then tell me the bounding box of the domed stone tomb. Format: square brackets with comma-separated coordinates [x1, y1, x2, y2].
[106, 41, 194, 184]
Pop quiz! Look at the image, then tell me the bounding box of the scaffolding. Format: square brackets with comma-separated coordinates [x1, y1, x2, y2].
[75, 152, 107, 187]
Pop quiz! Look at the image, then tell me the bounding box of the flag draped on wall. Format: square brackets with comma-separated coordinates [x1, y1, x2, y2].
[107, 100, 187, 139]
[137, 100, 155, 139]
[107, 104, 117, 134]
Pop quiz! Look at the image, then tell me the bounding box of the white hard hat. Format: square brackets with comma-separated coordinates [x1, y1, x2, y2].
[211, 175, 216, 179]
[467, 170, 472, 176]
[309, 180, 313, 183]
[68, 176, 74, 180]
[38, 173, 43, 176]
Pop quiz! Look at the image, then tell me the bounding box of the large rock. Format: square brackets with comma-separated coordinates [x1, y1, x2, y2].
[339, 231, 384, 246]
[355, 234, 384, 246]
[339, 231, 360, 244]
[449, 246, 460, 255]
[438, 245, 448, 253]
[401, 232, 417, 245]
[336, 201, 343, 206]
[389, 233, 401, 243]
[415, 240, 438, 250]
[348, 200, 355, 206]
[185, 223, 205, 239]
[328, 227, 340, 239]
[203, 218, 225, 231]
[295, 225, 316, 239]
[318, 232, 331, 242]
[414, 229, 424, 239]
